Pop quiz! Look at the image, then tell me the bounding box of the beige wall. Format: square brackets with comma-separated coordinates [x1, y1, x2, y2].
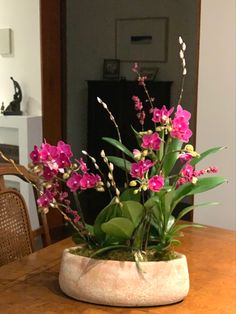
[0, 0, 41, 115]
[195, 0, 236, 230]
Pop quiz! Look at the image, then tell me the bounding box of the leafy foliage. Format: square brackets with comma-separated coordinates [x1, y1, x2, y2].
[7, 37, 225, 262]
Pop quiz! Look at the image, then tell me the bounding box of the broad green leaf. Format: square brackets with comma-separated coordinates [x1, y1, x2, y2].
[101, 217, 134, 240]
[107, 156, 131, 172]
[120, 188, 140, 202]
[171, 176, 226, 210]
[190, 146, 225, 166]
[162, 138, 183, 176]
[94, 200, 122, 242]
[102, 137, 133, 158]
[175, 202, 219, 221]
[163, 189, 175, 212]
[85, 223, 94, 235]
[121, 201, 144, 227]
[144, 195, 161, 210]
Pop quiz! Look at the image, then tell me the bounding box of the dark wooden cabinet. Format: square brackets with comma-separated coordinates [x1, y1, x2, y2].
[82, 80, 172, 223]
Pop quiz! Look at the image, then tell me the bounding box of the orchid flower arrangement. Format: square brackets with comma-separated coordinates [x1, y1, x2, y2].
[4, 37, 225, 261]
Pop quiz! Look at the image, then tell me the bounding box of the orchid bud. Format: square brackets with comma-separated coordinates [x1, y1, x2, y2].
[63, 173, 70, 180]
[129, 180, 137, 187]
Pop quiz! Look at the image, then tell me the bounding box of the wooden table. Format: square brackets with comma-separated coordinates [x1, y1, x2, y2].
[0, 225, 235, 314]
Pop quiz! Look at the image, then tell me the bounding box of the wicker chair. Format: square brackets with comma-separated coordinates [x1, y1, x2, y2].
[0, 163, 51, 266]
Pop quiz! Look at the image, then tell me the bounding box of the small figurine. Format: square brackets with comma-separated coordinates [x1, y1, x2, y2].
[3, 77, 22, 115]
[0, 102, 4, 114]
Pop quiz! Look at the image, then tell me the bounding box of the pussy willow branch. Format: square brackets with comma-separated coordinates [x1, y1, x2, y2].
[177, 36, 187, 105]
[177, 74, 185, 105]
[97, 97, 129, 185]
[81, 150, 112, 199]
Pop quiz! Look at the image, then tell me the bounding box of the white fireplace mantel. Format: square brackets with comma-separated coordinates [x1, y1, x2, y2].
[0, 115, 42, 230]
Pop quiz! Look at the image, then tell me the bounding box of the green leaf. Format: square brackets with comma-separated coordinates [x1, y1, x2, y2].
[102, 137, 133, 158]
[162, 138, 183, 176]
[171, 176, 226, 210]
[144, 195, 161, 210]
[169, 223, 205, 236]
[89, 245, 129, 259]
[163, 189, 175, 212]
[167, 215, 175, 231]
[85, 223, 94, 235]
[107, 156, 131, 172]
[175, 202, 219, 222]
[121, 201, 144, 227]
[120, 188, 140, 202]
[186, 176, 226, 195]
[190, 146, 225, 166]
[93, 200, 122, 242]
[101, 217, 134, 240]
[131, 125, 142, 147]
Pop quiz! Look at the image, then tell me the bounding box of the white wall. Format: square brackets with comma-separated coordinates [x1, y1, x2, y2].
[0, 0, 41, 115]
[66, 0, 199, 157]
[0, 0, 42, 230]
[195, 0, 236, 230]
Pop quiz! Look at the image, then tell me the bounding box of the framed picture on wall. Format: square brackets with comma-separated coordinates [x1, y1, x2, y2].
[115, 17, 168, 62]
[103, 59, 120, 80]
[140, 67, 159, 81]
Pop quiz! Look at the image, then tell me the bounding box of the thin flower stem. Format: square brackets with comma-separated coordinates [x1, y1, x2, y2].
[73, 191, 86, 226]
[54, 203, 88, 241]
[143, 208, 152, 251]
[136, 71, 157, 130]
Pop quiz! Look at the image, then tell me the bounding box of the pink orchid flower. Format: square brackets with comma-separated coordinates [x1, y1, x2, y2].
[151, 106, 174, 124]
[148, 175, 164, 192]
[141, 132, 161, 150]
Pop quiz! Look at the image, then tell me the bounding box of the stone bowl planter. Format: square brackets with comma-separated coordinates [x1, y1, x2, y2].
[59, 247, 189, 307]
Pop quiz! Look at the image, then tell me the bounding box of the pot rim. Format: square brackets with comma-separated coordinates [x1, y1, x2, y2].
[63, 246, 186, 264]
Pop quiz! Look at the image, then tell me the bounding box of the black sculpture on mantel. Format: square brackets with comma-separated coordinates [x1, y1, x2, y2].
[3, 77, 22, 115]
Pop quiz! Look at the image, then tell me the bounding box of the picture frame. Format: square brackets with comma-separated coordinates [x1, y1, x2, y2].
[140, 67, 159, 81]
[115, 17, 168, 62]
[103, 59, 120, 80]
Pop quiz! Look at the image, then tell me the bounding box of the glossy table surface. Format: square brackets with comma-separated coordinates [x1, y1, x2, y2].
[0, 224, 235, 314]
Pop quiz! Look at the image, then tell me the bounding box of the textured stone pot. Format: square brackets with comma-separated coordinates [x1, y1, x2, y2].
[59, 247, 190, 307]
